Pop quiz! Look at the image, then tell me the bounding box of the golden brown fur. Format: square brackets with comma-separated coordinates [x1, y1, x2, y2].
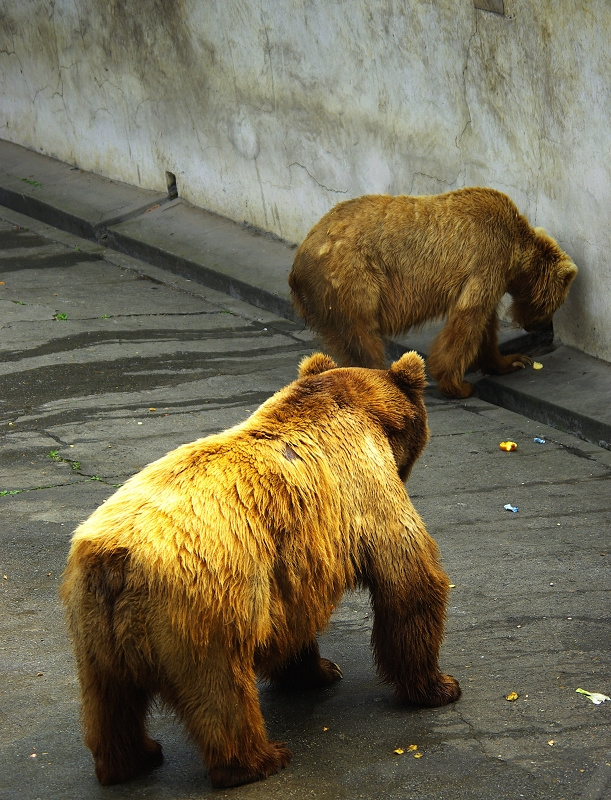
[289, 187, 578, 398]
[60, 351, 460, 789]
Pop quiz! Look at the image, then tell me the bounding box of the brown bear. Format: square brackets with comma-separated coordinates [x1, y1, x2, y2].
[60, 351, 460, 789]
[289, 187, 578, 398]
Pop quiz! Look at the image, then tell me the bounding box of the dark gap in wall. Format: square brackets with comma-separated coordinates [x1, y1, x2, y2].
[474, 0, 505, 15]
[166, 171, 178, 199]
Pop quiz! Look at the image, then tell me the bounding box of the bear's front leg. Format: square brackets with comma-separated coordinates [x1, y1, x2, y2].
[472, 314, 532, 375]
[427, 303, 493, 398]
[162, 650, 291, 788]
[262, 640, 343, 691]
[367, 523, 461, 708]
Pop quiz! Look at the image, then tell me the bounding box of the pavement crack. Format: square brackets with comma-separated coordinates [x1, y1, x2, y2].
[0, 476, 121, 497]
[451, 703, 492, 761]
[41, 431, 123, 488]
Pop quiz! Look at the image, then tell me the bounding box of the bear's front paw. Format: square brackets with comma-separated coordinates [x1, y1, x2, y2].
[319, 657, 344, 684]
[398, 674, 461, 708]
[427, 674, 461, 707]
[209, 742, 292, 788]
[488, 353, 532, 374]
[270, 652, 343, 691]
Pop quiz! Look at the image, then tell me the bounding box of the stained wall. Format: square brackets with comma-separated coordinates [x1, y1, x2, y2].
[1, 1, 609, 359]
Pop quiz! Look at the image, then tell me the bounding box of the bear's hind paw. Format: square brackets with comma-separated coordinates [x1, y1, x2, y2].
[437, 379, 475, 399]
[94, 740, 164, 786]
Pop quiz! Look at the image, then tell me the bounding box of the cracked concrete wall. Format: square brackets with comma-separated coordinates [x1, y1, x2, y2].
[1, 1, 610, 361]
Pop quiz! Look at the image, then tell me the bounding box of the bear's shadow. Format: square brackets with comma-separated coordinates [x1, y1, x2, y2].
[131, 591, 427, 794]
[138, 675, 415, 795]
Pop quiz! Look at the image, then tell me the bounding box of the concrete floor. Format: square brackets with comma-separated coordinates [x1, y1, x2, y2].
[1, 209, 610, 800]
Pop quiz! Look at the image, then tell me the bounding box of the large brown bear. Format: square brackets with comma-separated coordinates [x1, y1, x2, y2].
[60, 351, 460, 789]
[289, 187, 578, 398]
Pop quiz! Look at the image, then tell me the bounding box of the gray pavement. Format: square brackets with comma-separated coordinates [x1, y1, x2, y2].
[0, 148, 610, 799]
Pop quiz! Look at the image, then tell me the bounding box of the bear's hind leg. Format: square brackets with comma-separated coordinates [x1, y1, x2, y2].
[316, 289, 387, 368]
[263, 640, 343, 691]
[79, 659, 162, 785]
[162, 651, 291, 788]
[331, 319, 387, 369]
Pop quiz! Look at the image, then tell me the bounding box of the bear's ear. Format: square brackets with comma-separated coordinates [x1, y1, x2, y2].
[389, 351, 427, 391]
[298, 352, 338, 377]
[559, 260, 578, 286]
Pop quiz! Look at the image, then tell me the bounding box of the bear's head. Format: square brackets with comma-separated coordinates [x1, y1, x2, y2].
[297, 351, 429, 482]
[509, 227, 577, 333]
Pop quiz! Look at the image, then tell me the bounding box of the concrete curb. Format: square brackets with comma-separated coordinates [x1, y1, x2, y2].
[1, 138, 610, 448]
[476, 376, 610, 450]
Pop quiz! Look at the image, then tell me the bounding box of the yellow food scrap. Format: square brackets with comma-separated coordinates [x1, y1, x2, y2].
[414, 752, 423, 759]
[533, 362, 543, 370]
[393, 748, 404, 755]
[499, 441, 518, 451]
[505, 691, 519, 701]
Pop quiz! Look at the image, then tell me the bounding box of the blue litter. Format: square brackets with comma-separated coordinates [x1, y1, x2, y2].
[504, 503, 519, 513]
[533, 437, 546, 444]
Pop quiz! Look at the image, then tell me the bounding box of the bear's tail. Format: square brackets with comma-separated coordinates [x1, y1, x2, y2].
[60, 543, 131, 649]
[288, 268, 309, 322]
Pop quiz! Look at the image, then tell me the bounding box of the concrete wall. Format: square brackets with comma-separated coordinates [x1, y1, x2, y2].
[1, 1, 610, 361]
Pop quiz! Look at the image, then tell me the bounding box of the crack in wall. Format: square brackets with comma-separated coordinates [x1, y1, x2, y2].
[410, 171, 454, 192]
[288, 162, 348, 195]
[456, 14, 479, 150]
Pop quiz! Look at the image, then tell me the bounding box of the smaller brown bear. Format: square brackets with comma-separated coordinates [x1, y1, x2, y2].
[60, 352, 460, 789]
[289, 187, 578, 398]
